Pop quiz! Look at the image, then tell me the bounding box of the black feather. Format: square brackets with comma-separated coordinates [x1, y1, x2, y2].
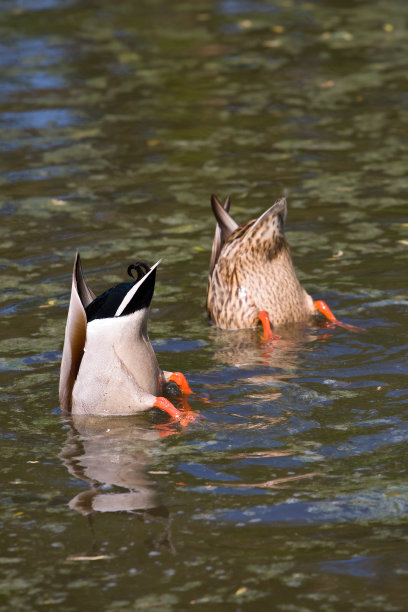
[85, 262, 155, 322]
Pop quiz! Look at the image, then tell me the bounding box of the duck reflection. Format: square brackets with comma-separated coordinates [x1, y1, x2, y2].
[209, 325, 324, 410]
[211, 324, 319, 372]
[60, 414, 170, 516]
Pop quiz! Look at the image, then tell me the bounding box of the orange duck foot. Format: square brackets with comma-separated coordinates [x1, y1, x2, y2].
[169, 371, 193, 395]
[258, 311, 281, 341]
[153, 396, 182, 419]
[314, 300, 365, 333]
[156, 409, 200, 437]
[154, 395, 199, 425]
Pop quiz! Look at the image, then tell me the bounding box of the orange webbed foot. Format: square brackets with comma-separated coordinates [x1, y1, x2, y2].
[258, 311, 281, 342]
[156, 409, 200, 437]
[314, 300, 365, 333]
[168, 371, 193, 395]
[154, 371, 200, 428]
[153, 396, 182, 419]
[178, 410, 200, 427]
[154, 395, 199, 422]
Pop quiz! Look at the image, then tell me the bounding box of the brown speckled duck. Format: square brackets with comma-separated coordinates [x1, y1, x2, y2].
[59, 253, 193, 420]
[207, 194, 358, 338]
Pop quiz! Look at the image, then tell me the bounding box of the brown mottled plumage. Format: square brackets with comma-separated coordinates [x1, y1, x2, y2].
[206, 195, 316, 330]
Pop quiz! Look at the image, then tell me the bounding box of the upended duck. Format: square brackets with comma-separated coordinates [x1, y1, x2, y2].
[207, 194, 359, 338]
[59, 253, 192, 419]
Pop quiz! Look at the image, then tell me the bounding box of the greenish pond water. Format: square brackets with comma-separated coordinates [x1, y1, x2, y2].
[1, 0, 407, 609]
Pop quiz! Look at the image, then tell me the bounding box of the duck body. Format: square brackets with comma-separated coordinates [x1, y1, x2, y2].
[60, 254, 192, 419]
[206, 196, 316, 331]
[71, 311, 162, 415]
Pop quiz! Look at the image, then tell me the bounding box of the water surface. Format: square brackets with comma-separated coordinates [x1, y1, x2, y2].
[1, 0, 408, 609]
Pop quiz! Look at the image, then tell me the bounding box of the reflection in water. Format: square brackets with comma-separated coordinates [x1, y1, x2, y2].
[211, 324, 318, 368]
[60, 414, 177, 552]
[208, 325, 327, 430]
[60, 414, 164, 514]
[210, 325, 321, 397]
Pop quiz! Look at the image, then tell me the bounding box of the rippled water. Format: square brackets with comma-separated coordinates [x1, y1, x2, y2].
[1, 0, 408, 609]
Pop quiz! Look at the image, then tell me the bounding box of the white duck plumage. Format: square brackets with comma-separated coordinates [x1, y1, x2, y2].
[59, 253, 192, 418]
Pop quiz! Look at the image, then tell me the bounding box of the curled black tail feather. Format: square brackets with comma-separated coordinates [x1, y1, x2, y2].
[127, 262, 150, 281]
[85, 261, 156, 322]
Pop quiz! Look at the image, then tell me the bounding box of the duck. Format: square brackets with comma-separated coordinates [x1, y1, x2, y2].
[206, 194, 358, 338]
[59, 253, 193, 419]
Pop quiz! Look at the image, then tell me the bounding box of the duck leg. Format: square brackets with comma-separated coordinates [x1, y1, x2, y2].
[258, 311, 282, 341]
[153, 396, 183, 419]
[158, 372, 198, 429]
[314, 300, 364, 333]
[112, 348, 186, 419]
[162, 371, 193, 395]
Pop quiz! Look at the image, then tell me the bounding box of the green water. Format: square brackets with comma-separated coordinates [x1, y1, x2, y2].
[1, 0, 408, 609]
